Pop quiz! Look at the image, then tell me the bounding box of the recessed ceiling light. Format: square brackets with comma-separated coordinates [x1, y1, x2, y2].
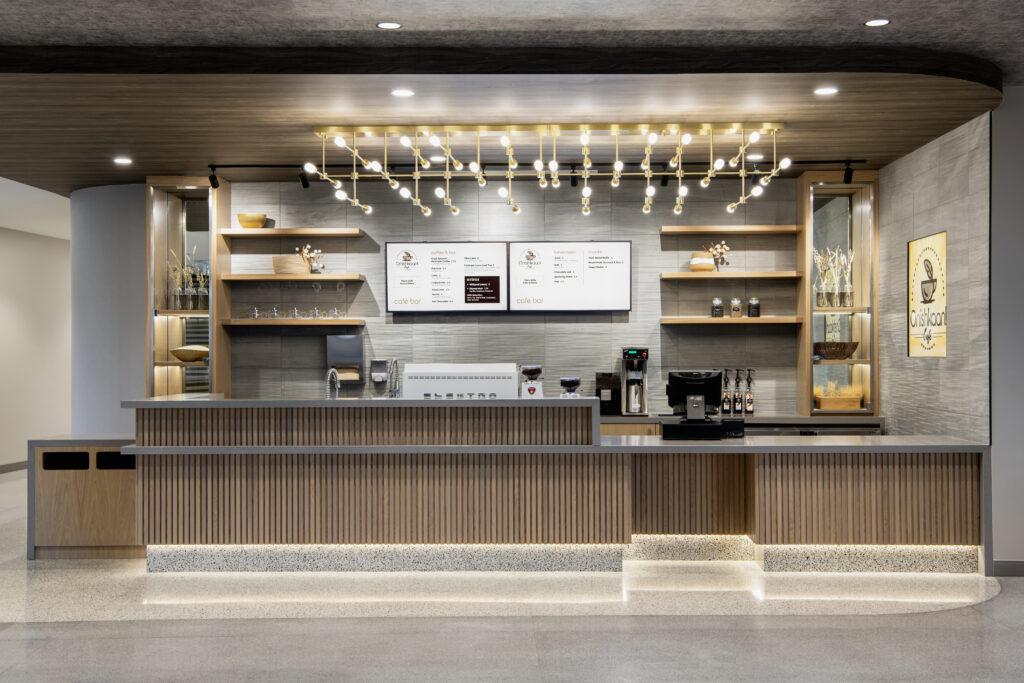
[429, 155, 446, 163]
[814, 86, 839, 96]
[391, 88, 415, 98]
[747, 153, 764, 161]
[376, 21, 401, 30]
[865, 18, 890, 27]
[113, 156, 132, 165]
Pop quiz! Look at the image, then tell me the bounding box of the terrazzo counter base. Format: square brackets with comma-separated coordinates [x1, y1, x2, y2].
[757, 544, 981, 573]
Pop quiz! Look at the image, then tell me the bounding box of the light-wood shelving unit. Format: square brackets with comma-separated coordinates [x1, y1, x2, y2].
[813, 306, 871, 314]
[220, 227, 364, 239]
[660, 270, 803, 280]
[221, 273, 365, 282]
[660, 224, 799, 236]
[813, 358, 871, 366]
[154, 360, 209, 367]
[660, 316, 802, 325]
[223, 318, 366, 327]
[155, 309, 209, 317]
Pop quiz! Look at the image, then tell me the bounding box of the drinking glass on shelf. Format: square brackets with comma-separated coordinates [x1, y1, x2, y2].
[269, 306, 279, 319]
[249, 306, 260, 319]
[310, 306, 321, 319]
[327, 307, 342, 319]
[290, 306, 302, 319]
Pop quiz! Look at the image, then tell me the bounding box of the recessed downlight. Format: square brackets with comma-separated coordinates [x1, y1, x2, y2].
[376, 21, 402, 29]
[391, 88, 415, 98]
[429, 155, 445, 163]
[747, 153, 765, 161]
[865, 18, 890, 27]
[113, 156, 132, 165]
[814, 86, 839, 96]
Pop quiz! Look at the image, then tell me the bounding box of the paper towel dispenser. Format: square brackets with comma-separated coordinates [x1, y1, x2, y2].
[326, 334, 364, 384]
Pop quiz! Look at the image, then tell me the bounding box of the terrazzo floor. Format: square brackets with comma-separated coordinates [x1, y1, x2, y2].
[3, 470, 1024, 679]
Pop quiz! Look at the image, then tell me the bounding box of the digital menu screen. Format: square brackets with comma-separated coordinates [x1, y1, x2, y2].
[508, 241, 632, 311]
[385, 242, 509, 312]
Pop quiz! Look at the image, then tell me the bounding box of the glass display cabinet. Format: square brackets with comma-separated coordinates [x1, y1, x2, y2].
[797, 171, 878, 415]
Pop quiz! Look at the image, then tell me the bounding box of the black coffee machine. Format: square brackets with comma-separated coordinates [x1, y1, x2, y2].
[661, 370, 744, 440]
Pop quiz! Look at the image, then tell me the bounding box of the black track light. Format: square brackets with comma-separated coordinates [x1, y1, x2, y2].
[843, 162, 853, 184]
[660, 166, 669, 187]
[570, 165, 579, 188]
[299, 171, 310, 189]
[208, 173, 219, 189]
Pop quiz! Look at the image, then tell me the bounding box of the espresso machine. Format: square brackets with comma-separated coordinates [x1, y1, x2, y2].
[620, 347, 649, 416]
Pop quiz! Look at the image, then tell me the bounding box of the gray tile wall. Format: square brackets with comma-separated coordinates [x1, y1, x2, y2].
[878, 114, 990, 442]
[229, 177, 799, 414]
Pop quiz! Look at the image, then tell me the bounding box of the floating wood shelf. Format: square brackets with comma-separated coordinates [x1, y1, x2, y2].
[813, 306, 872, 314]
[660, 224, 800, 236]
[223, 318, 366, 327]
[220, 228, 364, 239]
[154, 309, 209, 317]
[221, 273, 365, 282]
[154, 360, 209, 368]
[660, 316, 803, 325]
[660, 270, 803, 280]
[813, 358, 871, 365]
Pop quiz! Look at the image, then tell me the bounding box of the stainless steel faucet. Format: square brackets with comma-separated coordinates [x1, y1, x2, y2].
[324, 368, 341, 399]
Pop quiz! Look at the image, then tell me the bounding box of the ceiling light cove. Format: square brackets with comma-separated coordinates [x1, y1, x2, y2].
[113, 156, 133, 165]
[865, 18, 890, 27]
[814, 86, 839, 96]
[391, 88, 415, 98]
[376, 21, 402, 30]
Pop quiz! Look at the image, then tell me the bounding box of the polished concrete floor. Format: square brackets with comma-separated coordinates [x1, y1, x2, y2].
[3, 469, 1024, 680]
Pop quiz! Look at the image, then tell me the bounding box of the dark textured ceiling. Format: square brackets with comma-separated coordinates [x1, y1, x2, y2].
[0, 0, 1022, 83]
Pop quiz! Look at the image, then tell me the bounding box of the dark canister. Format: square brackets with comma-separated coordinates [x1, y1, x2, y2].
[747, 297, 761, 317]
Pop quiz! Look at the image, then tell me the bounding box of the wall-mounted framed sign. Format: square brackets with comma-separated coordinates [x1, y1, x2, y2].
[907, 231, 947, 357]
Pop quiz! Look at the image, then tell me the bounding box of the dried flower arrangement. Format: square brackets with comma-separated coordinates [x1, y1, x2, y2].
[813, 380, 863, 399]
[702, 241, 731, 271]
[296, 244, 325, 273]
[813, 247, 855, 306]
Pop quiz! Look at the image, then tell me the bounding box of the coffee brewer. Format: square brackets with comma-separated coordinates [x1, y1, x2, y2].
[620, 347, 649, 416]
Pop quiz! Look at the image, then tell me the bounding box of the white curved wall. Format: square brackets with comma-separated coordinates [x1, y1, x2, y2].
[70, 184, 147, 435]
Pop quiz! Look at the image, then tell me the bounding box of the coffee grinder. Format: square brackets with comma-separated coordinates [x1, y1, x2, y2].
[520, 364, 544, 398]
[620, 347, 649, 416]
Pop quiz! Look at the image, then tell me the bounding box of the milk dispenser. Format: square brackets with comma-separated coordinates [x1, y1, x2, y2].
[620, 347, 649, 416]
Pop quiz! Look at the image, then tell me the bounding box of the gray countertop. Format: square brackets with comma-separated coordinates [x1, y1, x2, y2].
[599, 415, 885, 425]
[123, 394, 600, 409]
[121, 434, 986, 456]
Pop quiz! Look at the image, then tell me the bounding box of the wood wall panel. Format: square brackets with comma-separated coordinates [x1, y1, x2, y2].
[135, 405, 595, 447]
[632, 453, 750, 535]
[138, 452, 631, 545]
[750, 452, 981, 545]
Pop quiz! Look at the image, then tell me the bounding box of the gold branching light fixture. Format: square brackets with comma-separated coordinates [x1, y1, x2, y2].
[310, 123, 786, 218]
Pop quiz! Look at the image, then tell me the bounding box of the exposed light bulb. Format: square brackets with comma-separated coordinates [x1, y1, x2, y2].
[498, 186, 509, 198]
[647, 132, 659, 145]
[333, 135, 347, 148]
[751, 185, 764, 197]
[539, 177, 548, 188]
[551, 177, 560, 188]
[477, 176, 488, 187]
[729, 157, 739, 168]
[434, 186, 446, 199]
[583, 158, 592, 169]
[642, 204, 652, 215]
[533, 159, 544, 172]
[582, 186, 593, 198]
[748, 131, 761, 144]
[421, 206, 432, 216]
[388, 178, 400, 190]
[700, 177, 711, 188]
[645, 185, 656, 197]
[331, 179, 342, 190]
[548, 159, 559, 172]
[509, 159, 518, 170]
[582, 205, 591, 216]
[672, 203, 683, 215]
[760, 176, 771, 186]
[421, 160, 431, 169]
[428, 134, 441, 147]
[726, 203, 738, 214]
[334, 189, 348, 201]
[669, 157, 678, 169]
[369, 160, 382, 172]
[303, 162, 318, 174]
[779, 157, 792, 169]
[681, 133, 693, 145]
[399, 135, 412, 147]
[450, 206, 460, 216]
[678, 184, 689, 197]
[714, 158, 725, 170]
[500, 134, 511, 148]
[362, 204, 373, 215]
[452, 160, 463, 171]
[580, 132, 590, 146]
[511, 204, 521, 215]
[613, 160, 624, 172]
[468, 161, 480, 173]
[399, 187, 412, 199]
[610, 177, 620, 188]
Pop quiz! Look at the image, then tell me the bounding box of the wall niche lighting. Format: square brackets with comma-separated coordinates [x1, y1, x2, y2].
[308, 122, 787, 217]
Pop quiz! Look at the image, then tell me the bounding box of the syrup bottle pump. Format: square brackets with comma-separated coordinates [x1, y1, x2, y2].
[733, 369, 745, 414]
[744, 369, 755, 415]
[721, 370, 732, 415]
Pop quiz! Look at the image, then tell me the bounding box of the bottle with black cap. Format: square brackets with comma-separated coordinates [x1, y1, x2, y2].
[733, 368, 744, 414]
[721, 369, 732, 416]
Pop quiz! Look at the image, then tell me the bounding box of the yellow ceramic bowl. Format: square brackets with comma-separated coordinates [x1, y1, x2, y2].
[236, 213, 267, 229]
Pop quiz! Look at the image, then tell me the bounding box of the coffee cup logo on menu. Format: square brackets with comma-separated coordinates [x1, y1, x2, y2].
[908, 231, 947, 357]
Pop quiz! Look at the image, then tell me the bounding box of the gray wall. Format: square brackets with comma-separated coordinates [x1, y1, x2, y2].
[878, 114, 990, 443]
[992, 87, 1024, 564]
[229, 177, 799, 415]
[70, 184, 148, 435]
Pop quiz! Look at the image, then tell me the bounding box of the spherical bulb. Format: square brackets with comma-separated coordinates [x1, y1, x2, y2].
[538, 177, 548, 188]
[511, 204, 521, 215]
[668, 157, 678, 169]
[369, 160, 382, 172]
[729, 157, 739, 168]
[779, 157, 792, 169]
[421, 206, 432, 217]
[452, 160, 463, 171]
[399, 135, 412, 147]
[499, 134, 511, 148]
[477, 176, 488, 188]
[641, 204, 652, 215]
[726, 203, 737, 214]
[434, 186, 446, 199]
[681, 133, 693, 145]
[582, 185, 593, 198]
[672, 203, 683, 216]
[610, 177, 620, 188]
[582, 205, 591, 216]
[551, 177, 560, 188]
[511, 160, 520, 171]
[678, 184, 689, 197]
[748, 131, 761, 144]
[579, 132, 590, 146]
[759, 176, 771, 186]
[640, 159, 649, 171]
[302, 161, 318, 174]
[533, 159, 544, 172]
[647, 132, 659, 145]
[468, 161, 480, 173]
[613, 159, 624, 173]
[331, 179, 343, 190]
[361, 204, 373, 215]
[399, 187, 412, 199]
[645, 185, 656, 197]
[333, 135, 347, 148]
[713, 158, 725, 170]
[334, 189, 348, 201]
[548, 159, 559, 172]
[700, 177, 711, 188]
[751, 184, 764, 197]
[498, 186, 509, 199]
[582, 158, 592, 169]
[450, 206, 460, 216]
[428, 134, 441, 147]
[388, 178, 400, 190]
[421, 160, 431, 169]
